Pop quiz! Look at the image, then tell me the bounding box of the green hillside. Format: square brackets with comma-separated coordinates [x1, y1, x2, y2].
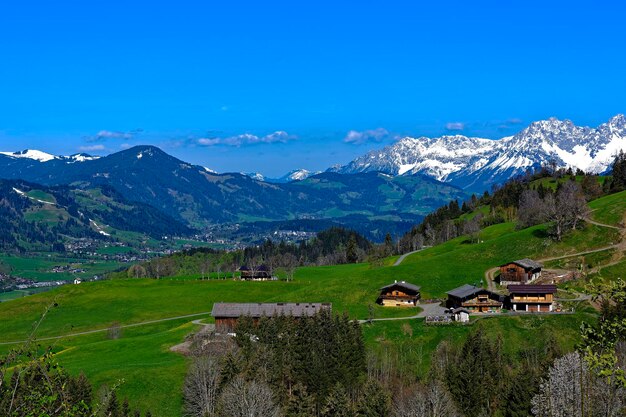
[0, 191, 624, 416]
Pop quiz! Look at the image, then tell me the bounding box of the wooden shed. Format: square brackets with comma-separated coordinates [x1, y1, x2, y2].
[211, 302, 332, 332]
[377, 281, 421, 307]
[499, 259, 542, 285]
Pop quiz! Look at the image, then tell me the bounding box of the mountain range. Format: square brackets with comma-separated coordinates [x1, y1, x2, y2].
[0, 146, 465, 240]
[332, 114, 626, 192]
[0, 115, 624, 241]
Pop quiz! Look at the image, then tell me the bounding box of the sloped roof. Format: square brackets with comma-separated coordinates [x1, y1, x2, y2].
[507, 284, 557, 294]
[211, 302, 331, 318]
[446, 284, 481, 299]
[452, 307, 470, 314]
[502, 258, 543, 270]
[380, 281, 421, 292]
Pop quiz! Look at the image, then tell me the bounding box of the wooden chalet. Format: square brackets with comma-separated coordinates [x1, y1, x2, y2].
[507, 284, 557, 312]
[238, 264, 273, 281]
[377, 281, 421, 307]
[446, 284, 503, 313]
[211, 302, 332, 332]
[499, 259, 542, 285]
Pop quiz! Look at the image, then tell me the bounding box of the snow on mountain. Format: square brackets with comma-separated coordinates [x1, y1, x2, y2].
[0, 149, 58, 162]
[202, 167, 217, 174]
[271, 169, 320, 183]
[244, 172, 266, 181]
[334, 115, 626, 191]
[66, 153, 100, 163]
[0, 150, 101, 163]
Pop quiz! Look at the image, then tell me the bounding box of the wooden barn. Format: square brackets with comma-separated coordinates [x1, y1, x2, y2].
[498, 259, 542, 285]
[446, 284, 503, 313]
[211, 302, 332, 332]
[377, 281, 421, 307]
[507, 284, 557, 312]
[238, 264, 273, 281]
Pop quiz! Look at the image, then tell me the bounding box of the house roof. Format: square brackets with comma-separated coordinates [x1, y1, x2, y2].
[507, 284, 557, 294]
[380, 281, 421, 293]
[211, 302, 331, 318]
[502, 258, 543, 270]
[238, 264, 270, 272]
[452, 307, 470, 314]
[446, 284, 481, 299]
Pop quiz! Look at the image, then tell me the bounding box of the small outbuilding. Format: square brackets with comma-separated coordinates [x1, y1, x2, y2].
[507, 284, 557, 312]
[211, 302, 332, 332]
[451, 307, 470, 322]
[377, 281, 421, 307]
[238, 264, 273, 281]
[446, 284, 503, 313]
[499, 259, 542, 285]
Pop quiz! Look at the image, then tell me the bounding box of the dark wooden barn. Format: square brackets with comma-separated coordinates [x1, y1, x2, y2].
[498, 259, 542, 285]
[211, 302, 332, 332]
[446, 284, 504, 313]
[238, 264, 273, 281]
[377, 281, 421, 307]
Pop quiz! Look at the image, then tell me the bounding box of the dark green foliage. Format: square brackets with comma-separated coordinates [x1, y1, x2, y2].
[286, 383, 316, 417]
[355, 379, 391, 417]
[610, 150, 626, 192]
[321, 383, 353, 417]
[232, 310, 367, 411]
[445, 328, 504, 417]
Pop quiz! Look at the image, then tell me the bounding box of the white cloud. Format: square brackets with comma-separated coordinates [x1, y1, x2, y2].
[96, 130, 133, 140]
[343, 128, 390, 145]
[197, 131, 296, 147]
[79, 144, 105, 152]
[445, 122, 465, 131]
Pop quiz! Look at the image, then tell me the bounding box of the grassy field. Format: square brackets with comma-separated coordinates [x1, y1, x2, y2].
[0, 190, 624, 416]
[589, 190, 626, 226]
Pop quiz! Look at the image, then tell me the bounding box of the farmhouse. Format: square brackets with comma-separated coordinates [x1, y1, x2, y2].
[499, 259, 542, 285]
[507, 284, 557, 312]
[238, 264, 273, 281]
[446, 284, 503, 313]
[377, 281, 421, 307]
[211, 302, 332, 332]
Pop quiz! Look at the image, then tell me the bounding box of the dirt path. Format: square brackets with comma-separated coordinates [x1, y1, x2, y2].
[358, 302, 445, 323]
[393, 247, 429, 266]
[0, 311, 211, 346]
[484, 216, 626, 292]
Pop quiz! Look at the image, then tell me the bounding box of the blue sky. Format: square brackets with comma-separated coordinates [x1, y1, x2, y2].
[1, 0, 625, 176]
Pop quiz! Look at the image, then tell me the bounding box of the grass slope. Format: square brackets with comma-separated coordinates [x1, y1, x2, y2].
[0, 191, 624, 416]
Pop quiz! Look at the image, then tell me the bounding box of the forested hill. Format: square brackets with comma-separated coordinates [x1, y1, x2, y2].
[0, 179, 193, 252]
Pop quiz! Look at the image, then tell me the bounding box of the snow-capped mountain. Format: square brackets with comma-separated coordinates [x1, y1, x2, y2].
[269, 169, 320, 183]
[0, 149, 58, 162]
[0, 149, 100, 163]
[333, 115, 626, 192]
[244, 172, 266, 181]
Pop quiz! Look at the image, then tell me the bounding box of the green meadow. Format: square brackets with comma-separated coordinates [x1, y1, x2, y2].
[0, 191, 624, 416]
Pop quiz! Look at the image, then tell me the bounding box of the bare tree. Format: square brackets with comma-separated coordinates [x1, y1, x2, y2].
[463, 217, 480, 243]
[531, 351, 625, 417]
[557, 180, 590, 231]
[393, 382, 459, 417]
[220, 377, 280, 417]
[281, 253, 298, 282]
[183, 357, 221, 417]
[518, 189, 547, 228]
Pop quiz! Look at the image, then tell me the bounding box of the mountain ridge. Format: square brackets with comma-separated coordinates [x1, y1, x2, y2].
[333, 114, 626, 192]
